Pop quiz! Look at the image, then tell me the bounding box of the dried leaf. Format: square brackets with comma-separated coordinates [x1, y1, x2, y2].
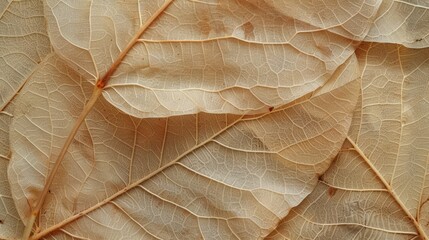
[0, 0, 51, 110]
[1, 0, 428, 239]
[268, 42, 429, 239]
[44, 0, 377, 117]
[0, 0, 51, 238]
[8, 54, 358, 239]
[0, 112, 24, 240]
[365, 0, 429, 48]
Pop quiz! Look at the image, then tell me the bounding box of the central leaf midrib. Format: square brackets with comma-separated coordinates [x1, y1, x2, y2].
[33, 82, 342, 238]
[346, 136, 428, 239]
[24, 1, 176, 239]
[32, 113, 245, 239]
[96, 0, 175, 88]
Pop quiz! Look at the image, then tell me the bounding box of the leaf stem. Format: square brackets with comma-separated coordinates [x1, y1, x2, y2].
[21, 214, 36, 240]
[22, 87, 103, 240]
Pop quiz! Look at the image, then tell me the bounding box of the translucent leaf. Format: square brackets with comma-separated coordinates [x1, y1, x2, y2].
[268, 42, 429, 239]
[0, 111, 24, 240]
[365, 0, 429, 48]
[43, 0, 377, 117]
[8, 54, 359, 239]
[3, 0, 429, 239]
[0, 0, 52, 110]
[0, 0, 51, 238]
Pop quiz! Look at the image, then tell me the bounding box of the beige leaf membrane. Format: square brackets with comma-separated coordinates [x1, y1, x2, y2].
[268, 42, 429, 239]
[0, 0, 50, 238]
[0, 111, 24, 240]
[0, 0, 51, 110]
[266, 145, 418, 240]
[365, 0, 429, 48]
[44, 0, 376, 118]
[8, 53, 358, 239]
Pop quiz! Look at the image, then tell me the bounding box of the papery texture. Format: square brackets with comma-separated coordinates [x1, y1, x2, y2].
[44, 0, 377, 117]
[8, 54, 358, 239]
[268, 42, 429, 239]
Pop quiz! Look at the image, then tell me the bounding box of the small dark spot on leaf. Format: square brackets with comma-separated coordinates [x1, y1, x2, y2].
[328, 187, 337, 197]
[48, 189, 51, 193]
[268, 106, 274, 112]
[242, 21, 255, 39]
[415, 38, 423, 42]
[182, 228, 191, 236]
[0, 219, 3, 224]
[198, 20, 211, 36]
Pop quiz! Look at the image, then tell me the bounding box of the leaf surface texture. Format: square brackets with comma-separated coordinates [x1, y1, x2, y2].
[8, 53, 358, 238]
[267, 42, 429, 239]
[0, 0, 428, 239]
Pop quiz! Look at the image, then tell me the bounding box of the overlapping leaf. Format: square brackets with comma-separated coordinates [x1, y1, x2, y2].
[44, 0, 378, 117]
[1, 0, 428, 239]
[0, 112, 24, 240]
[0, 0, 51, 110]
[364, 0, 429, 48]
[268, 42, 429, 239]
[8, 53, 358, 238]
[0, 0, 51, 238]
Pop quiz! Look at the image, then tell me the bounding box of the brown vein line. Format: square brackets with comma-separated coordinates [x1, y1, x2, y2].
[347, 136, 427, 239]
[135, 185, 255, 240]
[26, 1, 175, 239]
[0, 52, 55, 111]
[59, 228, 90, 240]
[128, 119, 141, 184]
[159, 118, 168, 168]
[318, 180, 388, 192]
[226, 219, 242, 240]
[103, 83, 281, 92]
[96, 0, 174, 88]
[136, 184, 227, 221]
[137, 37, 295, 44]
[290, 208, 418, 235]
[137, 37, 329, 63]
[391, 45, 405, 186]
[195, 113, 199, 145]
[127, 177, 245, 238]
[417, 155, 429, 224]
[354, 44, 370, 145]
[109, 201, 162, 240]
[211, 124, 341, 167]
[0, 111, 12, 117]
[71, 126, 97, 214]
[31, 115, 245, 239]
[395, 0, 429, 8]
[211, 138, 328, 167]
[0, 0, 12, 19]
[175, 162, 281, 218]
[263, 230, 292, 240]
